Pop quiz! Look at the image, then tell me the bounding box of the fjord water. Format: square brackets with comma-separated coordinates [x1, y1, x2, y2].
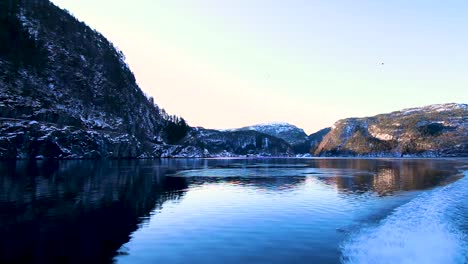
[0, 159, 466, 264]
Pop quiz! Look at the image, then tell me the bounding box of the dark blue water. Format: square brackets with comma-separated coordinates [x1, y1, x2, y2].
[0, 158, 466, 264]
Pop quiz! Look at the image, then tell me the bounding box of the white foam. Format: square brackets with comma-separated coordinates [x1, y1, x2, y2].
[342, 171, 468, 264]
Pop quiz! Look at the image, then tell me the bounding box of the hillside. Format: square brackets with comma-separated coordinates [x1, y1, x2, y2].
[315, 103, 468, 157]
[183, 127, 293, 157]
[308, 127, 331, 154]
[237, 122, 308, 145]
[0, 0, 196, 158]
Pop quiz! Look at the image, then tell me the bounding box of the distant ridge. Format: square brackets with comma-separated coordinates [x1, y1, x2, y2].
[315, 103, 467, 157]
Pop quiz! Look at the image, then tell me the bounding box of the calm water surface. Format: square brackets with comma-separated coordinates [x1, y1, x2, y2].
[0, 158, 466, 264]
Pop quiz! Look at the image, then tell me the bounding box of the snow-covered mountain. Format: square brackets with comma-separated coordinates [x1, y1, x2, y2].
[234, 122, 312, 153]
[181, 127, 293, 157]
[236, 122, 306, 145]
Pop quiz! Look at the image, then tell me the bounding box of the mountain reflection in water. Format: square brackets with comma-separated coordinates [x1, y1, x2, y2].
[313, 159, 453, 196]
[0, 160, 188, 264]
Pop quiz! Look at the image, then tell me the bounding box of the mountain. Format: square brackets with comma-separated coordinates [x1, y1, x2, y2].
[237, 122, 308, 145]
[182, 127, 293, 157]
[1, 2, 466, 159]
[0, 0, 198, 159]
[315, 103, 468, 157]
[235, 122, 311, 153]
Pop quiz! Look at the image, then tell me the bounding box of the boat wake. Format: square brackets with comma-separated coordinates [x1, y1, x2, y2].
[341, 171, 468, 264]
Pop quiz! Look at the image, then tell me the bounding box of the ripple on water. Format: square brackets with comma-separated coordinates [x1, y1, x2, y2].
[170, 167, 374, 178]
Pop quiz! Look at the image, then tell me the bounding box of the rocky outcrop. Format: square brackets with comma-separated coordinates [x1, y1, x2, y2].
[315, 103, 468, 157]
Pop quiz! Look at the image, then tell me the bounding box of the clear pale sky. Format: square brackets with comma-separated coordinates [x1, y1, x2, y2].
[51, 0, 467, 134]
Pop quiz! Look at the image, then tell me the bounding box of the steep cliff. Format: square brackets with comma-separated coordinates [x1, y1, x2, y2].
[0, 0, 193, 158]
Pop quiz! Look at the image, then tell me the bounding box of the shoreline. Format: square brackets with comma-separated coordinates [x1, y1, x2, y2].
[1, 156, 468, 161]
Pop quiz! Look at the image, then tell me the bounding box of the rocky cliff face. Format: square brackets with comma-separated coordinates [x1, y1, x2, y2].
[315, 103, 468, 157]
[0, 0, 200, 159]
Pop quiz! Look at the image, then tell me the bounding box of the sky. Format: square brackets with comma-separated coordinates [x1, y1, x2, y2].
[51, 0, 467, 134]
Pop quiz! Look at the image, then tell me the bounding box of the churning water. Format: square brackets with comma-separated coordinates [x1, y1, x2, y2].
[342, 171, 468, 264]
